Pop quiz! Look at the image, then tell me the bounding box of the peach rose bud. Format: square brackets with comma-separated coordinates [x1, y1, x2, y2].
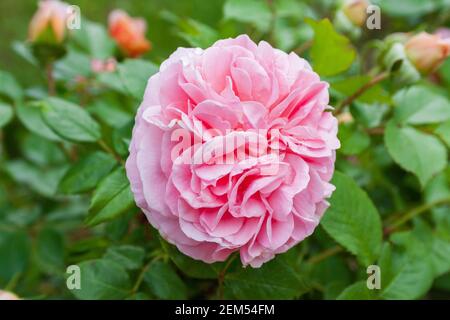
[108, 9, 151, 58]
[405, 32, 450, 74]
[0, 290, 20, 300]
[28, 0, 69, 44]
[343, 0, 369, 27]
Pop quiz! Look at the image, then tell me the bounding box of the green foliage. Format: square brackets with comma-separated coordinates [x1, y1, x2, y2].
[86, 167, 135, 226]
[224, 0, 272, 32]
[118, 59, 159, 100]
[385, 120, 447, 187]
[306, 18, 356, 77]
[223, 253, 309, 299]
[40, 97, 102, 143]
[59, 152, 117, 194]
[1, 0, 450, 301]
[72, 259, 133, 300]
[143, 260, 188, 299]
[321, 172, 382, 266]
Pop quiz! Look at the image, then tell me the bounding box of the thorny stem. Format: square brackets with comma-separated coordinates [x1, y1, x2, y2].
[306, 246, 343, 265]
[293, 40, 313, 56]
[218, 253, 238, 299]
[385, 196, 450, 235]
[131, 255, 163, 294]
[334, 72, 390, 115]
[98, 139, 124, 165]
[46, 62, 56, 96]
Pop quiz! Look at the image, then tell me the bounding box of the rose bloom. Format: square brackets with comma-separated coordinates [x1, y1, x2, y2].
[108, 9, 151, 58]
[343, 0, 369, 27]
[28, 0, 69, 44]
[405, 32, 450, 74]
[126, 35, 339, 267]
[0, 290, 20, 300]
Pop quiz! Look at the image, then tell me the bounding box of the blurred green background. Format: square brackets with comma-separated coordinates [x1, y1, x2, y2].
[0, 0, 225, 86]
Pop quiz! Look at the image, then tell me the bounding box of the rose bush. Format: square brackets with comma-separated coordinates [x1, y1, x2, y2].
[0, 0, 450, 300]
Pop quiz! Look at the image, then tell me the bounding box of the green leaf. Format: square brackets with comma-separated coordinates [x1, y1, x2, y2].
[178, 19, 220, 48]
[0, 231, 31, 284]
[223, 0, 272, 32]
[0, 103, 13, 128]
[338, 123, 370, 155]
[118, 59, 159, 100]
[0, 70, 22, 102]
[350, 103, 389, 129]
[36, 228, 65, 273]
[112, 120, 133, 156]
[72, 20, 115, 59]
[96, 72, 127, 94]
[72, 259, 132, 300]
[275, 0, 309, 19]
[12, 41, 38, 66]
[337, 281, 377, 300]
[40, 97, 102, 142]
[59, 152, 117, 194]
[164, 241, 221, 279]
[390, 220, 450, 277]
[4, 160, 68, 197]
[384, 120, 447, 187]
[54, 50, 92, 80]
[104, 245, 145, 271]
[143, 260, 188, 299]
[393, 86, 450, 125]
[224, 253, 309, 299]
[435, 120, 450, 148]
[16, 102, 62, 141]
[87, 100, 132, 128]
[86, 167, 135, 226]
[378, 243, 434, 300]
[306, 19, 356, 77]
[159, 12, 221, 48]
[379, 0, 441, 17]
[321, 172, 382, 266]
[20, 133, 66, 166]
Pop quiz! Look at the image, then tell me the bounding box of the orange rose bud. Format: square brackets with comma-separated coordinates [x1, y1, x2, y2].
[108, 10, 151, 58]
[343, 0, 369, 27]
[405, 32, 450, 74]
[28, 0, 69, 44]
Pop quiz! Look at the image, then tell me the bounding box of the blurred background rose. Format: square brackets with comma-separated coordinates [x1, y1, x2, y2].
[0, 0, 225, 86]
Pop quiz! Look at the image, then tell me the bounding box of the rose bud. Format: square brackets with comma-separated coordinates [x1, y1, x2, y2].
[342, 0, 369, 27]
[108, 9, 151, 58]
[0, 290, 20, 300]
[405, 32, 450, 74]
[91, 58, 117, 73]
[28, 0, 69, 44]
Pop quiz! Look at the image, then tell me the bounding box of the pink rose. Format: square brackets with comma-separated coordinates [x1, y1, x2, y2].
[126, 35, 339, 267]
[405, 32, 450, 74]
[28, 0, 70, 44]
